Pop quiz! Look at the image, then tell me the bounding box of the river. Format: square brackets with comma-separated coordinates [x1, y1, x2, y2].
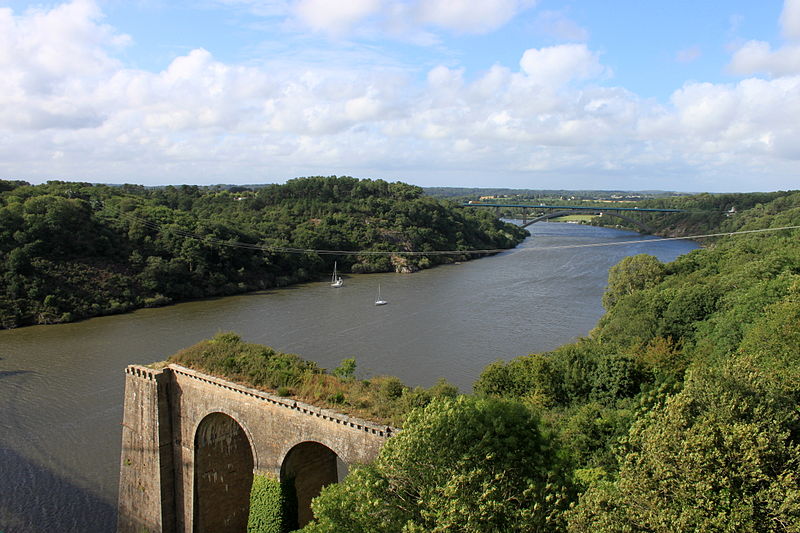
[0, 223, 698, 532]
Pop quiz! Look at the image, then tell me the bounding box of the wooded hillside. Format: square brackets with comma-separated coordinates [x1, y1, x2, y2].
[0, 177, 527, 329]
[286, 191, 800, 532]
[472, 191, 800, 530]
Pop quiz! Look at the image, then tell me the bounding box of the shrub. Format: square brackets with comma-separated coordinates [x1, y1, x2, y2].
[248, 473, 297, 533]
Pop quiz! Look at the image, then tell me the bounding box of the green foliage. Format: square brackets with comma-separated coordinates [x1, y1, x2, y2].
[168, 333, 459, 425]
[332, 358, 357, 380]
[0, 177, 527, 328]
[303, 396, 572, 532]
[593, 190, 798, 237]
[162, 191, 800, 530]
[10, 181, 800, 529]
[602, 254, 665, 310]
[736, 278, 800, 395]
[557, 402, 632, 478]
[169, 332, 321, 391]
[473, 192, 800, 529]
[568, 357, 800, 532]
[376, 376, 404, 401]
[248, 473, 297, 533]
[475, 339, 649, 410]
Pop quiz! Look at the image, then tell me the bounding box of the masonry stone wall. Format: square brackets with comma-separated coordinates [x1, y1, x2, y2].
[117, 366, 176, 533]
[117, 364, 391, 533]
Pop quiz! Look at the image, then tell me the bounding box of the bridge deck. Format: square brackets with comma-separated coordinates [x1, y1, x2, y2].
[463, 203, 683, 213]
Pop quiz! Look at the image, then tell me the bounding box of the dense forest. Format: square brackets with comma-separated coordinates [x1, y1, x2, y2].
[0, 177, 527, 329]
[469, 190, 800, 531]
[167, 191, 800, 531]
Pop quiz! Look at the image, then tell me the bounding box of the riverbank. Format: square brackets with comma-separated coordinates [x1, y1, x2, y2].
[0, 178, 527, 330]
[0, 245, 514, 331]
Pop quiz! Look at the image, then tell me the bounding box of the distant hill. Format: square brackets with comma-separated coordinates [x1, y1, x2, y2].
[591, 190, 800, 237]
[423, 187, 688, 200]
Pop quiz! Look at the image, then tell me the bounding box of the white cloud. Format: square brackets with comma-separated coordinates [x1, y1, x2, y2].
[781, 0, 800, 40]
[286, 0, 536, 39]
[1, 0, 800, 192]
[415, 0, 536, 34]
[519, 44, 607, 87]
[675, 46, 701, 63]
[0, 0, 126, 85]
[0, 0, 128, 130]
[728, 0, 800, 77]
[292, 0, 381, 36]
[345, 93, 384, 121]
[670, 82, 739, 133]
[729, 40, 800, 77]
[649, 76, 800, 168]
[214, 0, 291, 18]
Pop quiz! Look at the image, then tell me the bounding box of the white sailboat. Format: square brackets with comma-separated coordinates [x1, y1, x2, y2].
[374, 284, 388, 306]
[331, 261, 343, 288]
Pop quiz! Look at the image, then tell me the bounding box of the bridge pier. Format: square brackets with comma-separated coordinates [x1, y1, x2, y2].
[118, 365, 390, 533]
[117, 367, 176, 533]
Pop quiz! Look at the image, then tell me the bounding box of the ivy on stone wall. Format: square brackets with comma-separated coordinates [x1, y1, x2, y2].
[248, 473, 297, 533]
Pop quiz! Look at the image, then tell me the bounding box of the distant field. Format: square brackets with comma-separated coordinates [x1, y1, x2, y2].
[549, 214, 596, 222]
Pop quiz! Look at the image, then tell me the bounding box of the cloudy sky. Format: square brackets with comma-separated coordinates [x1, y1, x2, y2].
[1, 0, 799, 192]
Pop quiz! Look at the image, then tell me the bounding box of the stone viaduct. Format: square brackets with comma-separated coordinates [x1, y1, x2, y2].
[117, 364, 392, 533]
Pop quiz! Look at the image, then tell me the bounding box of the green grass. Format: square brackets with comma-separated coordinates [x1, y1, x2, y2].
[549, 214, 596, 222]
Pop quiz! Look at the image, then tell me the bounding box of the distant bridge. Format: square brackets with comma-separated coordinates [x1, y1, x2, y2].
[463, 202, 684, 233]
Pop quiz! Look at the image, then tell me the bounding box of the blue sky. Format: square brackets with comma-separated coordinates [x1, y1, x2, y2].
[1, 0, 799, 192]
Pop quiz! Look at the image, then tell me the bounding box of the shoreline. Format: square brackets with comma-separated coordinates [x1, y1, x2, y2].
[0, 241, 523, 331]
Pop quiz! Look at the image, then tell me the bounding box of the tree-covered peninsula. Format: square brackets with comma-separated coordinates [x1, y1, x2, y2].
[0, 177, 527, 329]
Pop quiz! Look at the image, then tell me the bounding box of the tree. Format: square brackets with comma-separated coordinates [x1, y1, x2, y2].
[736, 278, 800, 396]
[568, 360, 800, 532]
[303, 396, 572, 532]
[332, 358, 357, 380]
[602, 254, 665, 310]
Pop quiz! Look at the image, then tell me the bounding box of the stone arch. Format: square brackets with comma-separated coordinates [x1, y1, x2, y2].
[280, 441, 346, 528]
[190, 407, 259, 470]
[193, 412, 254, 533]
